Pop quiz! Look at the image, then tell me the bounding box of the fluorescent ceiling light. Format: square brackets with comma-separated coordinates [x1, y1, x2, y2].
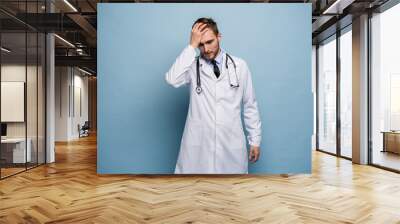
[78, 67, 93, 76]
[63, 0, 78, 12]
[54, 34, 75, 48]
[323, 0, 342, 14]
[323, 0, 355, 14]
[1, 47, 11, 53]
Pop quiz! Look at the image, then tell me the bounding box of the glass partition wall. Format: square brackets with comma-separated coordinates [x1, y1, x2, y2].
[0, 1, 46, 179]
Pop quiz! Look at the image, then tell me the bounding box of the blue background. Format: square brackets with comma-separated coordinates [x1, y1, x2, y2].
[98, 3, 312, 174]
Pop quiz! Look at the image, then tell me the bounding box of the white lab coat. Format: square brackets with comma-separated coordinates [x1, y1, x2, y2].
[165, 45, 262, 174]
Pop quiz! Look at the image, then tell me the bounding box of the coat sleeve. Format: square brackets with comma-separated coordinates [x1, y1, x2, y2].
[242, 61, 262, 147]
[165, 45, 197, 88]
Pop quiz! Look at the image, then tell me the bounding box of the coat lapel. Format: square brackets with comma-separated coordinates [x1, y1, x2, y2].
[219, 53, 228, 81]
[199, 57, 215, 79]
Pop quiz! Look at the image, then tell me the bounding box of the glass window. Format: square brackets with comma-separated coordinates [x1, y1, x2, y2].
[339, 27, 352, 158]
[318, 35, 337, 154]
[371, 3, 400, 171]
[27, 31, 38, 169]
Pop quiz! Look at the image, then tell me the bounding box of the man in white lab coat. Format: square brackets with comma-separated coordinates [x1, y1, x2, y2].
[165, 18, 262, 174]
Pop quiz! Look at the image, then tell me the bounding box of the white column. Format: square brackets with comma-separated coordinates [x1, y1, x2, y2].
[46, 1, 55, 163]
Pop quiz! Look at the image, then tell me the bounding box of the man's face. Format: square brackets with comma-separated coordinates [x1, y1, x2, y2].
[198, 28, 221, 60]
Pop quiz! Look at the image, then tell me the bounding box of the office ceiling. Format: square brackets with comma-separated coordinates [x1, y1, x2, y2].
[0, 0, 393, 75]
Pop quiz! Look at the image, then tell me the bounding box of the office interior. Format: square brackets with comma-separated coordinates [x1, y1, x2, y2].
[0, 0, 399, 222]
[0, 0, 97, 179]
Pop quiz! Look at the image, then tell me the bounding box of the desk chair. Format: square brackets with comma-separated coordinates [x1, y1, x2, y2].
[78, 121, 90, 138]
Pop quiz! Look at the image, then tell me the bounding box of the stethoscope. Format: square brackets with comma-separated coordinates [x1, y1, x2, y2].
[195, 53, 239, 94]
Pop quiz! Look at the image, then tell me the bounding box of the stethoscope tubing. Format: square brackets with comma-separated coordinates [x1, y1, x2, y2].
[196, 53, 239, 94]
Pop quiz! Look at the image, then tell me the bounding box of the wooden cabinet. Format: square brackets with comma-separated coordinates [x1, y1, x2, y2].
[382, 132, 400, 154]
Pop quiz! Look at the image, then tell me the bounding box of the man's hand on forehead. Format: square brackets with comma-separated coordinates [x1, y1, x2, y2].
[190, 22, 209, 48]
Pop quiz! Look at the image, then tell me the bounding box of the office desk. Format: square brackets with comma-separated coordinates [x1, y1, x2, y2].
[1, 138, 32, 163]
[382, 131, 400, 154]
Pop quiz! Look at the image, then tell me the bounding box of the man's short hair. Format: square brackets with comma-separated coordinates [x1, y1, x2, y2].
[192, 17, 219, 35]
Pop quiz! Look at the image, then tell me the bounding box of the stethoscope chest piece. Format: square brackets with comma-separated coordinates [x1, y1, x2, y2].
[196, 86, 202, 94]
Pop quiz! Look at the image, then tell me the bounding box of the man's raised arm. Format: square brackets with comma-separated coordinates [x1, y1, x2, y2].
[165, 22, 208, 88]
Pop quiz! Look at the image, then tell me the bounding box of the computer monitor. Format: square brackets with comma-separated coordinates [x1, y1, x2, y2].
[1, 123, 7, 137]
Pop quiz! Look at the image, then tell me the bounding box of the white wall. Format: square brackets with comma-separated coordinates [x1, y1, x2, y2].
[1, 63, 46, 164]
[71, 72, 89, 138]
[55, 66, 69, 141]
[1, 65, 42, 137]
[55, 67, 89, 141]
[1, 65, 26, 136]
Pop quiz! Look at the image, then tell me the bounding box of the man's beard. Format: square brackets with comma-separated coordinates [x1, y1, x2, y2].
[201, 46, 220, 61]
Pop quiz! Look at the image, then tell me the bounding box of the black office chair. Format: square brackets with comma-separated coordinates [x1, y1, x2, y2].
[78, 121, 90, 138]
